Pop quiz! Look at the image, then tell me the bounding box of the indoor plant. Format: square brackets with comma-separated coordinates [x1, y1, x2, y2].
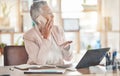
[0, 43, 6, 54]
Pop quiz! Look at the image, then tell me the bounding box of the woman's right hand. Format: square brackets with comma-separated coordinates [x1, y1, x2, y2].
[40, 18, 53, 39]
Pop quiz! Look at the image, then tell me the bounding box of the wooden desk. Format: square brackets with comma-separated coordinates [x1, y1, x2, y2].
[0, 66, 120, 76]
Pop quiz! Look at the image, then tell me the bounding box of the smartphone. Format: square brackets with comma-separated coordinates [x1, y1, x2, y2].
[36, 15, 47, 25]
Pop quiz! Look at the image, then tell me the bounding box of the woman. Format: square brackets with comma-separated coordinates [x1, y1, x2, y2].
[23, 0, 72, 65]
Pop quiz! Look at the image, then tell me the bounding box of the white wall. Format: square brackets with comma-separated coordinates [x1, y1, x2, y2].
[102, 0, 120, 51]
[102, 0, 120, 31]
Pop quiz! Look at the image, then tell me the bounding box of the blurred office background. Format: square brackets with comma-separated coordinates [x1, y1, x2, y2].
[0, 0, 120, 65]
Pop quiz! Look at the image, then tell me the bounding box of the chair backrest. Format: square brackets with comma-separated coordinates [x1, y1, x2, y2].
[4, 46, 28, 66]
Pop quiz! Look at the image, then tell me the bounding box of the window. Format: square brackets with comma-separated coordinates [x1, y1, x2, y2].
[61, 0, 100, 52]
[63, 18, 80, 32]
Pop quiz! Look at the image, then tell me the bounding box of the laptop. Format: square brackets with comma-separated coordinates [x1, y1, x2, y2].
[75, 48, 110, 69]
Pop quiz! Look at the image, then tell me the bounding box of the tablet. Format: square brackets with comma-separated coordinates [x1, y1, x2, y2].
[76, 48, 110, 69]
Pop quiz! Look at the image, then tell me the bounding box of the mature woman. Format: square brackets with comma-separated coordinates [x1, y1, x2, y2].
[23, 0, 72, 65]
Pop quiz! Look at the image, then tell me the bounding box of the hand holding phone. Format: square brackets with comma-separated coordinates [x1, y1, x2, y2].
[39, 17, 53, 39]
[36, 15, 47, 25]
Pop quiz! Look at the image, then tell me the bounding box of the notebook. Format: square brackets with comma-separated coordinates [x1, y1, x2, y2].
[24, 68, 66, 74]
[76, 48, 110, 69]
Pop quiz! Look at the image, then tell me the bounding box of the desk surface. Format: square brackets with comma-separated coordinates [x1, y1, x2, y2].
[0, 66, 120, 76]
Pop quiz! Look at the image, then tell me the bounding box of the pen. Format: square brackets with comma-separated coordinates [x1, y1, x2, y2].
[0, 74, 10, 76]
[112, 51, 117, 70]
[112, 51, 117, 65]
[105, 52, 111, 65]
[9, 67, 14, 71]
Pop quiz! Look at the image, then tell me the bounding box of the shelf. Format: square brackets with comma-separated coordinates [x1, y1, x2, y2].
[82, 4, 98, 12]
[98, 30, 120, 33]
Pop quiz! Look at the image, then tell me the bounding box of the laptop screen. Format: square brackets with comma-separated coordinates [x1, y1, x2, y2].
[76, 48, 110, 69]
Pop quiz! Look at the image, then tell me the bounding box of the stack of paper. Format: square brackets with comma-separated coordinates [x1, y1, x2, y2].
[14, 64, 40, 70]
[14, 64, 56, 70]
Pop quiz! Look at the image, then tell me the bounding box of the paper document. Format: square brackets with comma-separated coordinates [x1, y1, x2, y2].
[14, 63, 72, 70]
[89, 65, 107, 73]
[56, 63, 72, 68]
[14, 64, 56, 70]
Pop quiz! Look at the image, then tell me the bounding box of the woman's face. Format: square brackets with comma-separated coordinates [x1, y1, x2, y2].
[38, 5, 54, 37]
[41, 5, 54, 21]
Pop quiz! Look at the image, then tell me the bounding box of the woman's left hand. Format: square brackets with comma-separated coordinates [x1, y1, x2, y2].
[60, 41, 72, 49]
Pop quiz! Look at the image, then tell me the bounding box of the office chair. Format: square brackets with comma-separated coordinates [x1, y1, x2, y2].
[4, 46, 28, 66]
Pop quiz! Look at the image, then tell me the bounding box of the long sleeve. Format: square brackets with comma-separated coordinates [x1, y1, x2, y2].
[23, 37, 39, 64]
[23, 27, 46, 65]
[24, 36, 49, 65]
[52, 26, 73, 61]
[60, 45, 73, 61]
